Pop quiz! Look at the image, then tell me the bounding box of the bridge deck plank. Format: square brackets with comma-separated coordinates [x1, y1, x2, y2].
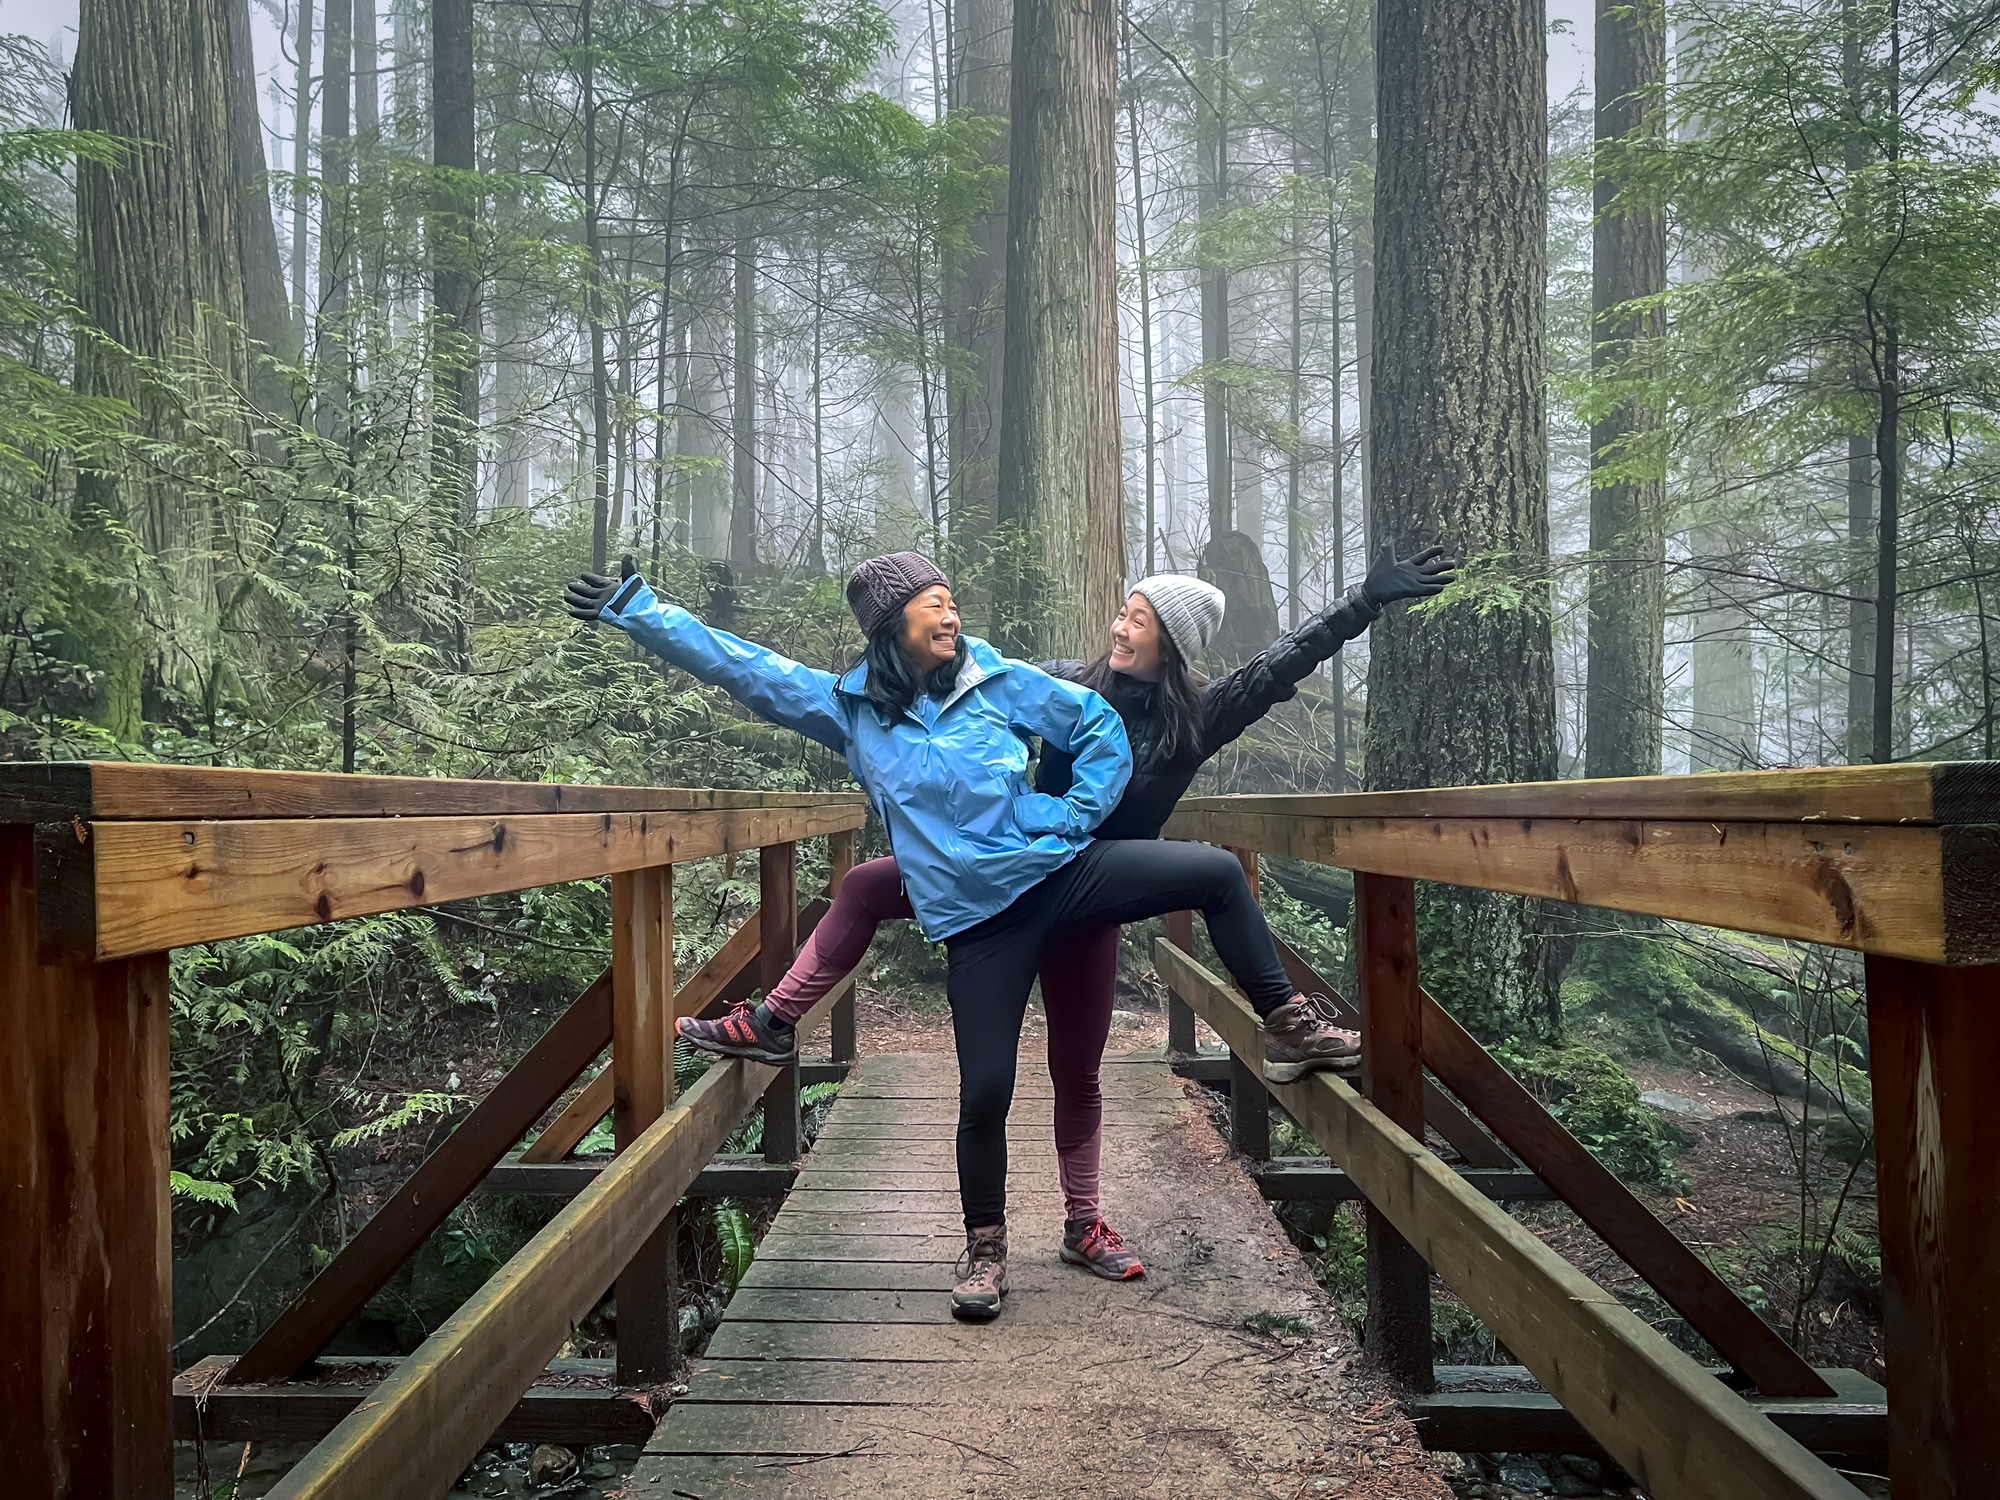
[632, 1048, 1359, 1498]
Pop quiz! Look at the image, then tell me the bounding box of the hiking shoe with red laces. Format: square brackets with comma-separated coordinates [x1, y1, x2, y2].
[951, 1224, 1009, 1321]
[1061, 1216, 1145, 1280]
[1262, 995, 1361, 1084]
[677, 1001, 797, 1065]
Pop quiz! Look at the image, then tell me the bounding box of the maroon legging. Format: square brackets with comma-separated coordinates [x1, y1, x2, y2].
[767, 856, 1118, 1221]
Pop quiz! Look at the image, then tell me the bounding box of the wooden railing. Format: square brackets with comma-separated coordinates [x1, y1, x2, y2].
[1158, 762, 1999, 1500]
[0, 764, 869, 1500]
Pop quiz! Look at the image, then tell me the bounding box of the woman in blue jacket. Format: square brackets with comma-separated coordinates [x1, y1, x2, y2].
[564, 551, 1348, 1320]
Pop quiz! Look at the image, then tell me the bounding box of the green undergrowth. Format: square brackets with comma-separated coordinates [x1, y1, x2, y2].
[1494, 1040, 1688, 1190]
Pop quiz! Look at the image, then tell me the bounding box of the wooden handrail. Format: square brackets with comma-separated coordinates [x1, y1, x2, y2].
[1158, 939, 1864, 1500]
[1172, 762, 1999, 825]
[1165, 765, 2000, 965]
[0, 761, 869, 822]
[35, 801, 866, 960]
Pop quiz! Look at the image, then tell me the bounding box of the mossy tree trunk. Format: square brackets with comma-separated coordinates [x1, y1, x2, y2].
[1364, 0, 1559, 1042]
[994, 0, 1124, 659]
[72, 0, 252, 741]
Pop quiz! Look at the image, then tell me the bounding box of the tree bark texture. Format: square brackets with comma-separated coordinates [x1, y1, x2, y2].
[226, 0, 295, 370]
[994, 0, 1123, 659]
[431, 0, 479, 650]
[1583, 0, 1666, 780]
[1196, 6, 1232, 542]
[1365, 0, 1559, 1041]
[946, 0, 1012, 599]
[73, 0, 251, 739]
[1347, 18, 1375, 558]
[731, 234, 759, 570]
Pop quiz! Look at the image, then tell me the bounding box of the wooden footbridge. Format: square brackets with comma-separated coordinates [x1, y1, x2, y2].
[4, 760, 1996, 1499]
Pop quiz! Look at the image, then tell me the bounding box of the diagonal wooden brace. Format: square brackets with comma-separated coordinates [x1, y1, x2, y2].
[224, 971, 615, 1385]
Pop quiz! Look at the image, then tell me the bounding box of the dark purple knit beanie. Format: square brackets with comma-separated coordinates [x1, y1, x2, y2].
[846, 552, 950, 636]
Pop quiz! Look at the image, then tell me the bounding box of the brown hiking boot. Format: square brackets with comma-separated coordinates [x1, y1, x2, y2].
[1062, 1216, 1146, 1280]
[951, 1224, 1009, 1321]
[1262, 996, 1361, 1084]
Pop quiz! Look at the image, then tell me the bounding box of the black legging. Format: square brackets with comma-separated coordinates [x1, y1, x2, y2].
[942, 839, 1293, 1229]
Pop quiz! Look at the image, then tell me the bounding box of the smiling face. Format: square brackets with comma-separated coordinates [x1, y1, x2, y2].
[1106, 592, 1166, 681]
[897, 584, 961, 669]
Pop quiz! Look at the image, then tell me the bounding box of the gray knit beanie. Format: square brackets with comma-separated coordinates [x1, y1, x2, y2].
[847, 552, 951, 636]
[1130, 574, 1226, 663]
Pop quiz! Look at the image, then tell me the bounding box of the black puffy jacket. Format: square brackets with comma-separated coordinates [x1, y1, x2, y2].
[1035, 588, 1380, 840]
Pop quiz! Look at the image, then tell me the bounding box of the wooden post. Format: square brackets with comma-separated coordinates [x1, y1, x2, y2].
[1, 824, 173, 1500]
[1356, 870, 1432, 1392]
[1230, 1052, 1271, 1159]
[759, 843, 801, 1162]
[611, 864, 676, 1386]
[825, 830, 857, 1065]
[1165, 909, 1196, 1055]
[1865, 955, 2000, 1500]
[1223, 849, 1272, 1157]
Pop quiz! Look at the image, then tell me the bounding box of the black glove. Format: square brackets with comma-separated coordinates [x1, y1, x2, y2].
[1360, 544, 1455, 609]
[564, 554, 645, 622]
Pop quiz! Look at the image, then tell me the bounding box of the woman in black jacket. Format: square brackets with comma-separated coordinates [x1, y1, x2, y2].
[681, 544, 1453, 1282]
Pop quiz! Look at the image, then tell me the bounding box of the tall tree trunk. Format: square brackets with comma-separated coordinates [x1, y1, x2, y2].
[73, 0, 251, 739]
[1286, 208, 1303, 631]
[993, 0, 1123, 658]
[1871, 326, 1900, 763]
[1845, 433, 1875, 761]
[576, 0, 612, 572]
[1196, 3, 1231, 541]
[431, 0, 479, 652]
[1323, 101, 1347, 786]
[1841, 0, 1876, 764]
[1123, 11, 1157, 578]
[809, 242, 827, 573]
[1347, 13, 1375, 558]
[946, 0, 1011, 605]
[290, 0, 315, 323]
[730, 233, 759, 571]
[318, 0, 353, 427]
[1583, 0, 1666, 780]
[227, 0, 294, 370]
[353, 0, 388, 317]
[1365, 0, 1558, 1042]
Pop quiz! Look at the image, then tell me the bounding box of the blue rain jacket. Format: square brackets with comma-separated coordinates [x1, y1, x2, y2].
[601, 582, 1132, 941]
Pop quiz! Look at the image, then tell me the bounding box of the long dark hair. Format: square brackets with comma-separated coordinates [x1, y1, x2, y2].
[1075, 626, 1209, 767]
[862, 612, 967, 718]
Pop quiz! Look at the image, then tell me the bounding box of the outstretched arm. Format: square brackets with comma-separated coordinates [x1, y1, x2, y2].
[565, 558, 848, 752]
[1203, 545, 1454, 754]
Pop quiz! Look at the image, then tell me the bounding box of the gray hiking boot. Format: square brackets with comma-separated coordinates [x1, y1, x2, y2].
[1262, 996, 1361, 1083]
[951, 1224, 1009, 1321]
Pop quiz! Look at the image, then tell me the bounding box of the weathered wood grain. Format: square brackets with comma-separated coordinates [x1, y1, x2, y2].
[1168, 811, 1969, 963]
[2, 827, 172, 1500]
[174, 1357, 654, 1445]
[261, 1055, 775, 1500]
[1419, 988, 1830, 1397]
[612, 863, 677, 1384]
[1169, 762, 2000, 826]
[1156, 938, 1863, 1500]
[1356, 872, 1432, 1390]
[80, 804, 863, 958]
[0, 760, 869, 822]
[1865, 955, 2000, 1500]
